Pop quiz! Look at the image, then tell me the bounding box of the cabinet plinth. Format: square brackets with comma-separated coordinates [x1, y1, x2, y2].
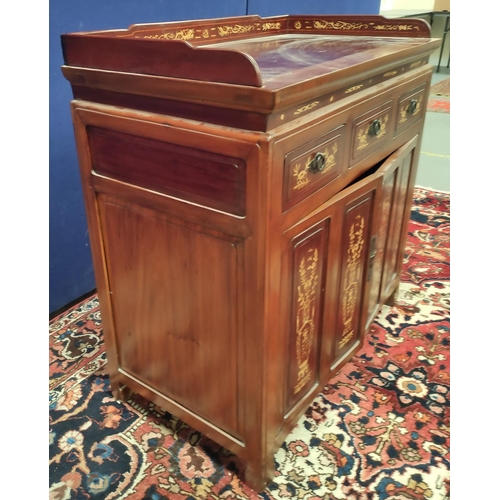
[61, 14, 440, 491]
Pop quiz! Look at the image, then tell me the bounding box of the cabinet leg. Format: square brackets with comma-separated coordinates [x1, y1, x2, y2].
[110, 375, 121, 400]
[115, 385, 132, 403]
[110, 375, 131, 403]
[243, 460, 274, 492]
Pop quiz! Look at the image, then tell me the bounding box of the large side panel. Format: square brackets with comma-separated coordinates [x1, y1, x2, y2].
[99, 198, 241, 438]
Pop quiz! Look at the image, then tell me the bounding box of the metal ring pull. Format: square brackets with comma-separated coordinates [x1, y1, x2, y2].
[308, 152, 326, 172]
[407, 99, 418, 115]
[368, 119, 381, 137]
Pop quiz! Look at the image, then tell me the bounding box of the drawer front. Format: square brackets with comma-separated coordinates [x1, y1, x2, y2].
[350, 101, 394, 165]
[396, 84, 426, 134]
[283, 125, 346, 212]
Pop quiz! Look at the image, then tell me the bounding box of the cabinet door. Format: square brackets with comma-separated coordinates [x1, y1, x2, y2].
[280, 175, 380, 417]
[327, 135, 420, 370]
[282, 218, 330, 416]
[364, 135, 420, 331]
[328, 176, 380, 371]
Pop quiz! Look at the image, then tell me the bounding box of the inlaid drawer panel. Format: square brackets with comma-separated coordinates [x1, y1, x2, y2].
[396, 84, 426, 134]
[283, 125, 346, 212]
[350, 101, 394, 165]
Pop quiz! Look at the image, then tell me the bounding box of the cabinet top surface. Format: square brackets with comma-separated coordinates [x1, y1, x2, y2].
[61, 15, 440, 91]
[202, 33, 431, 90]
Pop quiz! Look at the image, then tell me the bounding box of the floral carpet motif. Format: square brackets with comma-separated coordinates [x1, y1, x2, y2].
[49, 187, 450, 500]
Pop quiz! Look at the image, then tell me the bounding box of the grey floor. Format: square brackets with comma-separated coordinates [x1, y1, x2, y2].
[415, 18, 450, 192]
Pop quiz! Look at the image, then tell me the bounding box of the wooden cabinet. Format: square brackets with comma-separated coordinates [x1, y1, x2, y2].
[61, 14, 440, 491]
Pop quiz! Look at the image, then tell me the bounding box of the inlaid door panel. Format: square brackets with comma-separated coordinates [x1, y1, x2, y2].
[364, 136, 419, 330]
[330, 186, 377, 368]
[380, 138, 419, 302]
[285, 220, 329, 414]
[364, 170, 395, 327]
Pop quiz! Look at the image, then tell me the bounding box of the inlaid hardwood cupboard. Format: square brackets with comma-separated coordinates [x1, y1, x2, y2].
[61, 14, 441, 490]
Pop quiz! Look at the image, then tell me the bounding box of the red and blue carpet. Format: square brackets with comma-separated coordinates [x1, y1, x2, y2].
[426, 78, 450, 114]
[49, 186, 450, 500]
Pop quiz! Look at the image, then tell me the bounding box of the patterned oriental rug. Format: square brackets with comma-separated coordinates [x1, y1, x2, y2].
[49, 187, 450, 500]
[426, 78, 450, 114]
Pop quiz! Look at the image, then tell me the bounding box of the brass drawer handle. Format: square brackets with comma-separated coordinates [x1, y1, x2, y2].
[407, 99, 418, 115]
[368, 119, 381, 137]
[308, 152, 326, 172]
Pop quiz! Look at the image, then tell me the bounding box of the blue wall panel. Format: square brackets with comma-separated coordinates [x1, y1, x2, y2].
[247, 0, 381, 17]
[50, 0, 381, 314]
[49, 1, 247, 313]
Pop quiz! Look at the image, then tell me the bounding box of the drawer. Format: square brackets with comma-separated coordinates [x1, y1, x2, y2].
[350, 101, 394, 165]
[396, 84, 426, 134]
[283, 125, 346, 212]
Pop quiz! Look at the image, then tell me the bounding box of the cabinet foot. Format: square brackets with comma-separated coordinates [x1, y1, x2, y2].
[112, 384, 132, 403]
[386, 286, 399, 306]
[243, 462, 274, 493]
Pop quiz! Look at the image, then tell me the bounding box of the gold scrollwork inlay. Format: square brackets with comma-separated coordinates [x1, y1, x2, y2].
[356, 114, 390, 151]
[292, 142, 339, 191]
[313, 20, 369, 30]
[345, 84, 364, 94]
[340, 215, 365, 349]
[217, 24, 255, 36]
[374, 24, 418, 31]
[383, 71, 398, 77]
[321, 143, 339, 175]
[294, 248, 319, 394]
[292, 163, 311, 190]
[144, 29, 195, 40]
[294, 101, 320, 115]
[410, 60, 422, 68]
[261, 22, 281, 30]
